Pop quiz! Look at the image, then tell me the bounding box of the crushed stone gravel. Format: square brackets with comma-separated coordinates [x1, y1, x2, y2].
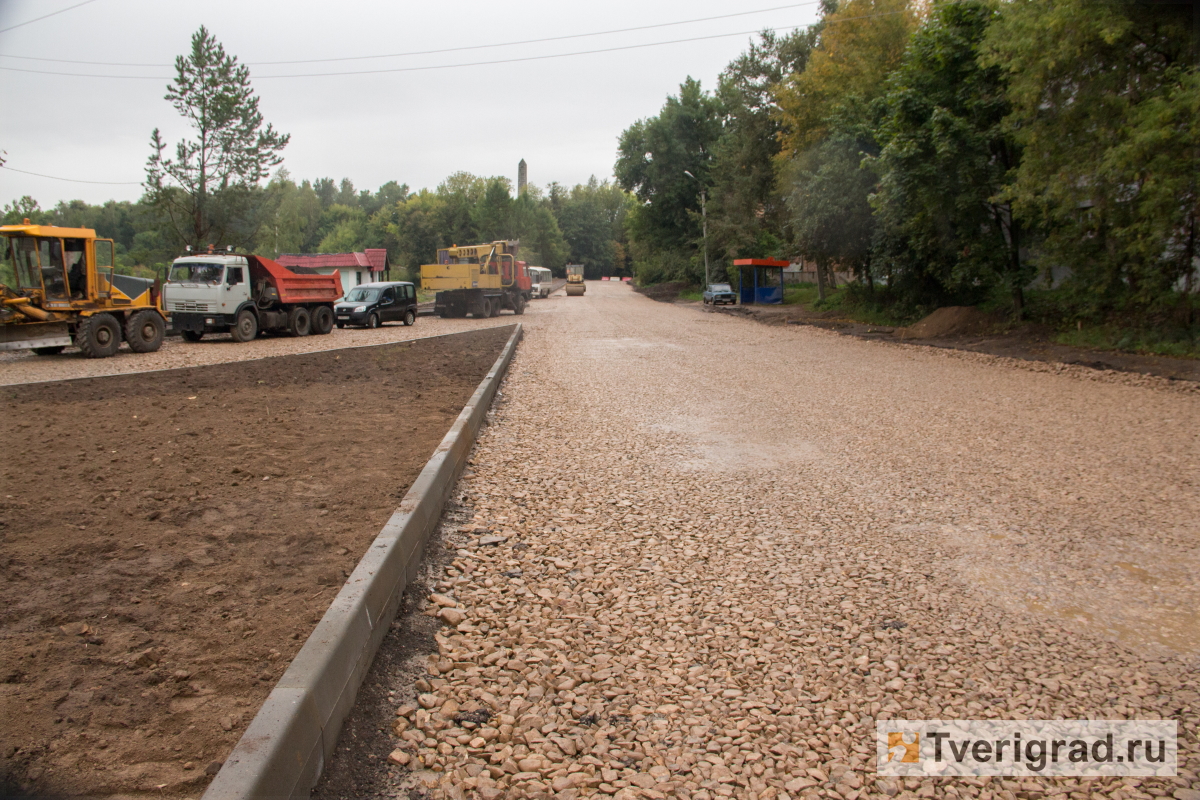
[377, 281, 1199, 800]
[0, 314, 517, 386]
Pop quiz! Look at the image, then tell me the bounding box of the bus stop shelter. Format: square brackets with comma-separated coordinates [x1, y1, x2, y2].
[734, 259, 787, 304]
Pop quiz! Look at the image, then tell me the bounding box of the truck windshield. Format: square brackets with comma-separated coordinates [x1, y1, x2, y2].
[168, 263, 224, 283]
[345, 287, 379, 302]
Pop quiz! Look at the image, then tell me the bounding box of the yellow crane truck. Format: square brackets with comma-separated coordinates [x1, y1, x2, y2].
[1, 220, 167, 358]
[565, 263, 585, 296]
[420, 240, 531, 318]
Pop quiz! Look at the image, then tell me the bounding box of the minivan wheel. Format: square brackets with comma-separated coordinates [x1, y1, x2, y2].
[366, 312, 380, 329]
[403, 309, 415, 326]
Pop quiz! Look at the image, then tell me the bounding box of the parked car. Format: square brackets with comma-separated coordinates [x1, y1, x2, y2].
[703, 283, 736, 305]
[335, 282, 418, 328]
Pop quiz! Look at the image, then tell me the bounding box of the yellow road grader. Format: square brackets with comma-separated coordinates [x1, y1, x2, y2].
[1, 220, 167, 358]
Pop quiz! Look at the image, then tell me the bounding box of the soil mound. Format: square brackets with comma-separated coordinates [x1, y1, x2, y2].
[898, 306, 1000, 339]
[635, 281, 691, 302]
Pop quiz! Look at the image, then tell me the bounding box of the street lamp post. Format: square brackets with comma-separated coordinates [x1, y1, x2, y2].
[683, 170, 709, 288]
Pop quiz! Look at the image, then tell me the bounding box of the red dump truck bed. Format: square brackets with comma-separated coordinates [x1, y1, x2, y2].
[247, 255, 343, 304]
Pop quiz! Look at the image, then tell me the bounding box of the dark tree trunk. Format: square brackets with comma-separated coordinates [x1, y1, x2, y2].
[1009, 214, 1024, 319]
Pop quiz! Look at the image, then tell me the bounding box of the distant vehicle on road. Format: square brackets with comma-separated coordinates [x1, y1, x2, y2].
[335, 281, 417, 329]
[565, 264, 585, 296]
[703, 283, 736, 305]
[528, 267, 553, 298]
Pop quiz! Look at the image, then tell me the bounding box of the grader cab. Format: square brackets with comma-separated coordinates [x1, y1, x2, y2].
[1, 220, 166, 357]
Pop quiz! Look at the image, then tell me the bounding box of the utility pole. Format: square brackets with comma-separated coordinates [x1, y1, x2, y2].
[683, 170, 709, 287]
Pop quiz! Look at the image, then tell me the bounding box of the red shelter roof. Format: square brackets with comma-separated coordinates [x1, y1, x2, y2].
[732, 259, 790, 267]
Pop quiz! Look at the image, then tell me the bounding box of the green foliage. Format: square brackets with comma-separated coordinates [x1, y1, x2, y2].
[616, 77, 722, 280]
[871, 0, 1028, 313]
[983, 0, 1198, 319]
[774, 0, 917, 156]
[553, 177, 635, 278]
[316, 204, 370, 254]
[708, 30, 817, 268]
[145, 26, 289, 251]
[786, 135, 878, 293]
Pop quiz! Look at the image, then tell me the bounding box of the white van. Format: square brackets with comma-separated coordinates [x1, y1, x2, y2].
[528, 267, 554, 298]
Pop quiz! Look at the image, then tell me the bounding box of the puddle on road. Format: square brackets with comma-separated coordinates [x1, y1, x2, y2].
[943, 522, 1200, 656]
[649, 415, 822, 472]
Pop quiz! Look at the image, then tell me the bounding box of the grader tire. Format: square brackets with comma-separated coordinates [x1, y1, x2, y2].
[75, 313, 121, 358]
[125, 309, 165, 353]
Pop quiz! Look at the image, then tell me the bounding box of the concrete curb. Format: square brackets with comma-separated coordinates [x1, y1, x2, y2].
[202, 323, 523, 800]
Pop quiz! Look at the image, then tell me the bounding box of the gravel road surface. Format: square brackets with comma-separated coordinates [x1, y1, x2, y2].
[0, 314, 519, 386]
[375, 281, 1199, 800]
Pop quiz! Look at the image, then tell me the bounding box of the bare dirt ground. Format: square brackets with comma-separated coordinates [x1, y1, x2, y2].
[0, 326, 512, 799]
[327, 280, 1199, 800]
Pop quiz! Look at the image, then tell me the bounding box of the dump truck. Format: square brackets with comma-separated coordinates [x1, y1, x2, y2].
[1, 220, 167, 358]
[420, 240, 531, 318]
[565, 264, 585, 296]
[164, 250, 343, 341]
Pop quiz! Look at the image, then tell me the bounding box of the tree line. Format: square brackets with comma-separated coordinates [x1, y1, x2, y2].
[3, 27, 633, 282]
[616, 0, 1198, 330]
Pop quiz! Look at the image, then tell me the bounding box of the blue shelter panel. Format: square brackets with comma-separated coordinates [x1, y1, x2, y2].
[734, 259, 787, 305]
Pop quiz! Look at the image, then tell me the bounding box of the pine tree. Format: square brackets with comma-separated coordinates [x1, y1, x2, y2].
[145, 26, 289, 250]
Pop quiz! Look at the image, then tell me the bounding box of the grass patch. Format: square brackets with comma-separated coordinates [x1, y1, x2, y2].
[782, 282, 912, 326]
[678, 288, 703, 302]
[1055, 324, 1199, 359]
[783, 283, 821, 305]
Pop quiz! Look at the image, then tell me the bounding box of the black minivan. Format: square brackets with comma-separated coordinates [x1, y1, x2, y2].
[335, 282, 418, 329]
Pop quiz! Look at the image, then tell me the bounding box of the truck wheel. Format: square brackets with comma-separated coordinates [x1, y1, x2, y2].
[32, 346, 65, 355]
[311, 305, 334, 335]
[366, 312, 380, 329]
[473, 299, 490, 319]
[75, 313, 121, 358]
[181, 330, 204, 342]
[288, 306, 312, 336]
[403, 309, 416, 326]
[488, 298, 500, 317]
[125, 309, 165, 353]
[231, 309, 258, 342]
[513, 295, 526, 315]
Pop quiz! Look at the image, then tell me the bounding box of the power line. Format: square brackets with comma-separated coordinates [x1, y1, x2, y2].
[0, 1, 821, 68]
[0, 0, 100, 36]
[0, 11, 902, 81]
[0, 164, 141, 185]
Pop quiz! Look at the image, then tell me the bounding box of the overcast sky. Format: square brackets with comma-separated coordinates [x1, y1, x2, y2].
[0, 0, 822, 208]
